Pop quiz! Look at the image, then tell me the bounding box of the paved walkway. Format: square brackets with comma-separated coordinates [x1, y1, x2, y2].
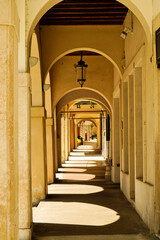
[32, 148, 155, 240]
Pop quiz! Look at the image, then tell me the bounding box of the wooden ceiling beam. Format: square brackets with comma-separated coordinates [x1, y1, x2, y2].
[66, 51, 100, 56]
[40, 0, 127, 26]
[53, 6, 126, 10]
[47, 10, 128, 14]
[42, 15, 125, 19]
[53, 1, 124, 5]
[46, 12, 127, 16]
[61, 0, 121, 3]
[40, 21, 124, 25]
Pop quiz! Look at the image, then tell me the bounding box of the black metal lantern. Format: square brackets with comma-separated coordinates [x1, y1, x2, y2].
[74, 51, 88, 88]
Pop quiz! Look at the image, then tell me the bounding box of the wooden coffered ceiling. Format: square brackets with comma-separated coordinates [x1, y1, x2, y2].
[40, 0, 128, 26]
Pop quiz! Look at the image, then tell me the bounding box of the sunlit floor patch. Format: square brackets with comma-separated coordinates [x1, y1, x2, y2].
[48, 184, 104, 194]
[58, 168, 87, 173]
[33, 202, 120, 226]
[68, 156, 105, 160]
[73, 149, 95, 152]
[70, 152, 85, 156]
[65, 160, 98, 164]
[62, 163, 97, 167]
[56, 173, 96, 181]
[77, 145, 95, 150]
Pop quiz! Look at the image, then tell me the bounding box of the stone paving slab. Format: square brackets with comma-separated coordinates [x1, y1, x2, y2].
[33, 234, 156, 240]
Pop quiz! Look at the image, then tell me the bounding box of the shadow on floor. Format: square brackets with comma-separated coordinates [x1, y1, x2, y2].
[32, 182, 149, 238]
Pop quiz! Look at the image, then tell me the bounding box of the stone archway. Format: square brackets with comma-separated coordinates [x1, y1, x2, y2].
[26, 0, 152, 73]
[56, 88, 112, 114]
[55, 89, 111, 166]
[27, 0, 151, 44]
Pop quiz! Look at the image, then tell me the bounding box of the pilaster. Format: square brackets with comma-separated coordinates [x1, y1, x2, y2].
[18, 73, 32, 240]
[0, 0, 19, 239]
[46, 118, 54, 184]
[31, 107, 47, 205]
[128, 75, 135, 199]
[134, 67, 143, 179]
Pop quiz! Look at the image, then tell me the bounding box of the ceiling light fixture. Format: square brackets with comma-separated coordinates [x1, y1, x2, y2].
[74, 51, 88, 88]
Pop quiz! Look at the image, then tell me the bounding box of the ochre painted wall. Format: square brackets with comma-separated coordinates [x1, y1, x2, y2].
[40, 25, 123, 78]
[50, 56, 114, 109]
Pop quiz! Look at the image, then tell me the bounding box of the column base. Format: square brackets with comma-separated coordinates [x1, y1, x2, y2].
[19, 228, 32, 240]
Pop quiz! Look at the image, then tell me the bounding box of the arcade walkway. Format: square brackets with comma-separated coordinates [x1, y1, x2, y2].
[32, 146, 154, 240]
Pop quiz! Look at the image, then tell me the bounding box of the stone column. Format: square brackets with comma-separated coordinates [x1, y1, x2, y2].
[67, 117, 70, 154]
[102, 116, 106, 158]
[64, 116, 69, 160]
[0, 1, 19, 239]
[100, 114, 102, 149]
[46, 118, 54, 184]
[96, 119, 100, 149]
[18, 73, 32, 240]
[31, 107, 47, 205]
[53, 108, 58, 172]
[75, 123, 78, 149]
[61, 116, 65, 163]
[70, 116, 75, 151]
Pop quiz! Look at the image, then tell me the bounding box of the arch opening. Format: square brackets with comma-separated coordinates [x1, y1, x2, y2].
[27, 0, 151, 70]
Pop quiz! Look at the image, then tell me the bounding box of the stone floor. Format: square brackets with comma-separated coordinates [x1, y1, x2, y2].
[32, 147, 156, 240]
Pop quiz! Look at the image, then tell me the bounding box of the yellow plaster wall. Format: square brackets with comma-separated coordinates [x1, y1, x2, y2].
[153, 11, 160, 234]
[114, 66, 121, 89]
[50, 56, 114, 109]
[125, 14, 146, 67]
[124, 13, 155, 186]
[118, 0, 152, 42]
[120, 12, 155, 231]
[153, 0, 160, 19]
[40, 25, 123, 79]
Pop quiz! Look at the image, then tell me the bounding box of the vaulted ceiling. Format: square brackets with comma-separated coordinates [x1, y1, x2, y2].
[40, 0, 128, 25]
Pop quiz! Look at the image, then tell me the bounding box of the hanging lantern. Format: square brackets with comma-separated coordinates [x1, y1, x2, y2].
[74, 51, 88, 88]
